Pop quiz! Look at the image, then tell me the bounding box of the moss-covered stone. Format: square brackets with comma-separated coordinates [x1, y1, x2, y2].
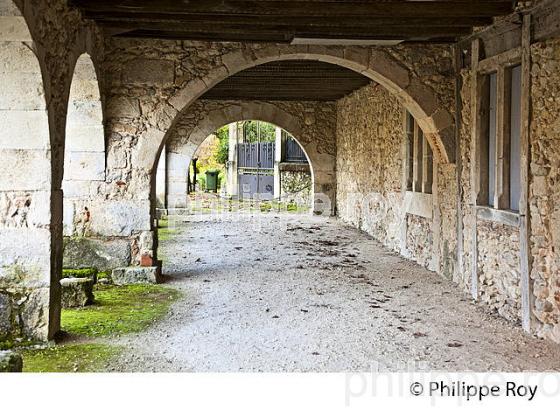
[63, 237, 131, 272]
[0, 350, 23, 372]
[60, 278, 95, 308]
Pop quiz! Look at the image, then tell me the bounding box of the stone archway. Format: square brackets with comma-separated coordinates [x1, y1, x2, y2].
[119, 45, 456, 266]
[156, 100, 335, 213]
[134, 45, 455, 178]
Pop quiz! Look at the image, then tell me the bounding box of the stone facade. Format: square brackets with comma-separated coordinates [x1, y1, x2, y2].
[529, 38, 560, 341]
[452, 23, 560, 341]
[336, 82, 441, 270]
[458, 67, 524, 326]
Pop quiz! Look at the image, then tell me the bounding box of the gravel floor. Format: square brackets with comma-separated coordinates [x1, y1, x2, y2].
[111, 212, 560, 372]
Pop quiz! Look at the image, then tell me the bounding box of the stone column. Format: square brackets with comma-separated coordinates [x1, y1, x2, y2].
[155, 145, 167, 209]
[0, 13, 59, 341]
[273, 126, 283, 200]
[226, 122, 239, 197]
[166, 152, 190, 209]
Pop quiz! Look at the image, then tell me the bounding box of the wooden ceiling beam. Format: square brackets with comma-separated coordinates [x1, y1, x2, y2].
[113, 24, 474, 42]
[115, 30, 292, 43]
[85, 11, 494, 28]
[70, 0, 514, 19]
[104, 20, 474, 36]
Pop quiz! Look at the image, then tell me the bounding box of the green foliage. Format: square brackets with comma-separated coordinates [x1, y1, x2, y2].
[287, 202, 298, 212]
[196, 173, 206, 191]
[259, 202, 272, 212]
[61, 284, 181, 337]
[241, 120, 276, 142]
[214, 125, 229, 165]
[22, 343, 122, 373]
[62, 267, 97, 279]
[97, 271, 111, 280]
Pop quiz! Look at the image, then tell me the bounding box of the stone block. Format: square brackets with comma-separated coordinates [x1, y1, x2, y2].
[60, 278, 94, 308]
[0, 351, 23, 373]
[0, 1, 21, 16]
[62, 199, 75, 236]
[124, 59, 175, 85]
[369, 50, 410, 92]
[0, 287, 51, 341]
[69, 79, 100, 102]
[19, 287, 51, 341]
[64, 151, 105, 181]
[0, 16, 31, 42]
[0, 72, 45, 110]
[63, 237, 131, 272]
[106, 96, 140, 119]
[0, 149, 51, 191]
[65, 124, 105, 152]
[0, 228, 52, 287]
[139, 231, 153, 254]
[112, 266, 161, 285]
[66, 100, 103, 126]
[0, 42, 41, 74]
[88, 200, 150, 236]
[0, 111, 49, 150]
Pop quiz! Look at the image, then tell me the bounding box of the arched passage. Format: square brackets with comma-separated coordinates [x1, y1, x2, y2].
[0, 0, 53, 340]
[62, 53, 105, 236]
[135, 46, 455, 180]
[157, 100, 333, 213]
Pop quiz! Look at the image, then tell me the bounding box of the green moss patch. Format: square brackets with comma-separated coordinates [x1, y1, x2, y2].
[158, 226, 177, 241]
[61, 284, 181, 337]
[22, 343, 122, 373]
[97, 270, 111, 280]
[62, 267, 97, 279]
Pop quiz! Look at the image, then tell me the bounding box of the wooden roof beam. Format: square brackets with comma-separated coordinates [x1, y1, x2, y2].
[70, 0, 515, 19]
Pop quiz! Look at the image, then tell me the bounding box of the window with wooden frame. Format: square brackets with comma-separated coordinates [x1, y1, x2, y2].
[405, 111, 433, 194]
[477, 63, 522, 212]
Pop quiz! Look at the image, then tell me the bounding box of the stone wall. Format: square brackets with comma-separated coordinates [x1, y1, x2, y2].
[529, 38, 560, 342]
[455, 33, 560, 340]
[406, 214, 433, 269]
[336, 82, 440, 269]
[279, 166, 312, 206]
[477, 220, 521, 323]
[437, 163, 459, 280]
[336, 83, 403, 251]
[458, 67, 523, 325]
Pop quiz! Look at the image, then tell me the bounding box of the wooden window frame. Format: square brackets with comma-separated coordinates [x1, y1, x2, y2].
[404, 110, 433, 195]
[475, 49, 521, 213]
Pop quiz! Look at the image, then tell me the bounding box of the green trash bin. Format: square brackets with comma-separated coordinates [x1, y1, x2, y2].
[205, 170, 219, 193]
